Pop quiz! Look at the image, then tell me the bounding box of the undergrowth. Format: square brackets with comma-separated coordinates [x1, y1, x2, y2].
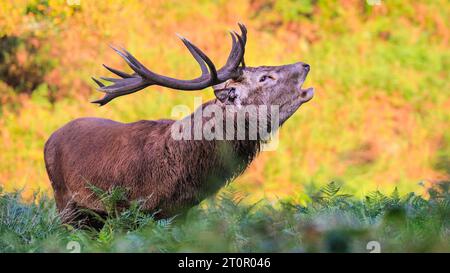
[1, 181, 448, 253]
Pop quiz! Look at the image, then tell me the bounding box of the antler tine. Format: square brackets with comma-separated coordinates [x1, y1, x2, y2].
[215, 38, 243, 80]
[216, 23, 247, 80]
[177, 34, 209, 76]
[234, 31, 245, 66]
[96, 78, 147, 93]
[238, 23, 247, 67]
[238, 23, 247, 45]
[177, 37, 218, 84]
[222, 32, 238, 70]
[99, 77, 121, 83]
[92, 83, 151, 106]
[102, 64, 133, 78]
[92, 77, 105, 88]
[109, 46, 142, 76]
[179, 37, 218, 84]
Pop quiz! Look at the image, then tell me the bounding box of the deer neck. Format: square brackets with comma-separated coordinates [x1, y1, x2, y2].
[167, 99, 261, 184]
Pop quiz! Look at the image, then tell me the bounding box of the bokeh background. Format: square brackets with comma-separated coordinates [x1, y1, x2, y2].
[0, 0, 449, 201]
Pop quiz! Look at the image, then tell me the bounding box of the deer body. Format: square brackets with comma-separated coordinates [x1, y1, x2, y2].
[44, 24, 314, 224]
[45, 101, 259, 219]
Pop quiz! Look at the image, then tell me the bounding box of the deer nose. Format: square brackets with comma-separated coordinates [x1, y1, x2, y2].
[302, 63, 310, 72]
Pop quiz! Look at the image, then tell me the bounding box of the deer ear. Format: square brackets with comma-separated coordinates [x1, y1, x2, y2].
[214, 88, 229, 103]
[214, 87, 237, 103]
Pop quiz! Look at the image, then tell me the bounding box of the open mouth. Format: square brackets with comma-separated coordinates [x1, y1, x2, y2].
[299, 86, 314, 102]
[298, 67, 314, 102]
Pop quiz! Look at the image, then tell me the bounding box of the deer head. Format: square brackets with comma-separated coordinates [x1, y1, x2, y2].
[212, 63, 313, 126]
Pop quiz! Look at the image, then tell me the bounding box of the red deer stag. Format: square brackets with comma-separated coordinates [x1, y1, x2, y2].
[44, 24, 314, 225]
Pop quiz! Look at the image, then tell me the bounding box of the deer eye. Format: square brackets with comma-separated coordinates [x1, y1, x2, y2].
[259, 75, 273, 82]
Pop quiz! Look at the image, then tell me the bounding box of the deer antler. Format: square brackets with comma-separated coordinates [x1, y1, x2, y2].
[92, 23, 247, 106]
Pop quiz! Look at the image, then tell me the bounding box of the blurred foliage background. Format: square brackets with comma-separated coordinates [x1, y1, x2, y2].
[0, 0, 449, 201]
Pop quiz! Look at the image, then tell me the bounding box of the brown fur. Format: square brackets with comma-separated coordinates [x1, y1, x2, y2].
[44, 63, 313, 225]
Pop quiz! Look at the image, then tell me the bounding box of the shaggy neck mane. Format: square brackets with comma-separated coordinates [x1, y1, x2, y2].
[159, 99, 261, 214]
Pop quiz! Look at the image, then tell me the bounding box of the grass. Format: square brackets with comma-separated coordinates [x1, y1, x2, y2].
[0, 181, 448, 253]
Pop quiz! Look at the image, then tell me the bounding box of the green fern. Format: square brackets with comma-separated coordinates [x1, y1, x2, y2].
[0, 181, 448, 252]
[311, 181, 353, 207]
